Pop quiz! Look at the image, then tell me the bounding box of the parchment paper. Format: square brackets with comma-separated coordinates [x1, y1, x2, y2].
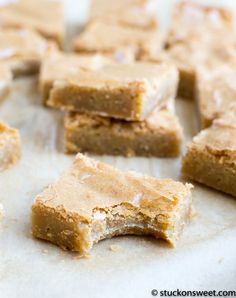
[0, 1, 236, 297]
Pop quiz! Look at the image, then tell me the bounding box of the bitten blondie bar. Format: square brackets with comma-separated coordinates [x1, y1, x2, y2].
[64, 108, 183, 157]
[0, 0, 64, 46]
[182, 106, 236, 197]
[73, 20, 163, 60]
[32, 154, 193, 254]
[0, 122, 21, 171]
[0, 64, 12, 101]
[47, 62, 179, 121]
[0, 28, 56, 76]
[89, 0, 158, 29]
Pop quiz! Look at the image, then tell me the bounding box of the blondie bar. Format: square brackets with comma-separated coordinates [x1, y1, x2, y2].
[182, 107, 236, 197]
[64, 108, 183, 157]
[0, 28, 56, 76]
[0, 0, 64, 46]
[146, 43, 204, 100]
[0, 122, 21, 171]
[32, 153, 193, 254]
[73, 20, 163, 60]
[167, 1, 233, 47]
[196, 64, 236, 128]
[89, 0, 157, 29]
[47, 62, 179, 121]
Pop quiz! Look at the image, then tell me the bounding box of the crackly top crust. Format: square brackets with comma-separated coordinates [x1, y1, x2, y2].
[168, 1, 233, 46]
[0, 0, 64, 44]
[191, 125, 236, 158]
[53, 62, 178, 90]
[172, 1, 233, 28]
[89, 0, 157, 29]
[213, 102, 236, 127]
[40, 51, 115, 86]
[147, 43, 205, 74]
[0, 28, 56, 63]
[34, 153, 192, 221]
[196, 63, 236, 125]
[146, 39, 236, 76]
[73, 20, 163, 58]
[66, 107, 182, 135]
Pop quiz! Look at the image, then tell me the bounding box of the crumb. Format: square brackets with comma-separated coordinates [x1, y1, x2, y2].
[73, 253, 91, 260]
[110, 244, 122, 252]
[42, 249, 48, 254]
[191, 209, 198, 219]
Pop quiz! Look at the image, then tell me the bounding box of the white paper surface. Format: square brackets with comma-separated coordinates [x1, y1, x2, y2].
[0, 1, 236, 297]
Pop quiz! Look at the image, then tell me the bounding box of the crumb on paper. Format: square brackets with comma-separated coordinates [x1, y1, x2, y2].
[191, 209, 198, 219]
[42, 249, 48, 254]
[110, 244, 122, 252]
[73, 253, 91, 260]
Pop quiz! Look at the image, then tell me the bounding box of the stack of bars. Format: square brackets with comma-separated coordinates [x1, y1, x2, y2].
[40, 0, 183, 158]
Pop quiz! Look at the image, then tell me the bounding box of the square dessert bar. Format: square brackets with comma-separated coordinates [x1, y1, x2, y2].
[40, 52, 115, 104]
[47, 62, 179, 121]
[32, 153, 193, 253]
[147, 39, 236, 100]
[0, 64, 12, 102]
[167, 1, 233, 47]
[0, 28, 56, 76]
[73, 20, 163, 60]
[0, 0, 64, 46]
[89, 0, 158, 29]
[64, 108, 183, 157]
[182, 109, 236, 198]
[146, 43, 204, 100]
[0, 122, 21, 171]
[196, 64, 236, 128]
